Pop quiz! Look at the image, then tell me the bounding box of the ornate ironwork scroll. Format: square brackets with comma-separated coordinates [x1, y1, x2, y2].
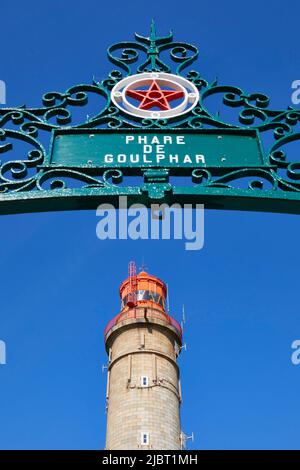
[1, 20, 300, 215]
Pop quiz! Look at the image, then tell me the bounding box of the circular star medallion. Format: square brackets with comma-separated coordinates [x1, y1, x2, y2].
[111, 72, 199, 119]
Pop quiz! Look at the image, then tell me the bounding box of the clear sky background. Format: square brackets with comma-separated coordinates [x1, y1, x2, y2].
[0, 0, 300, 450]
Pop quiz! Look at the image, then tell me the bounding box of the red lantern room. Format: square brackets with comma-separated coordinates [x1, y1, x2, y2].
[104, 262, 182, 342]
[120, 262, 167, 312]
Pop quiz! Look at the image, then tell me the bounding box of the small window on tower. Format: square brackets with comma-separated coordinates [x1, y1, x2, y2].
[141, 376, 149, 387]
[141, 432, 149, 445]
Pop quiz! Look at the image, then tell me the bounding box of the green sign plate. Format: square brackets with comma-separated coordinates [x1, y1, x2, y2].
[48, 128, 266, 169]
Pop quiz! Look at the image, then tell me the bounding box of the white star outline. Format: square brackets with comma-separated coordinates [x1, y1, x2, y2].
[111, 72, 199, 119]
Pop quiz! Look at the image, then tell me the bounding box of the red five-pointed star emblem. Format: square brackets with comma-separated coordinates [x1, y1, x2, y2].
[126, 80, 184, 111]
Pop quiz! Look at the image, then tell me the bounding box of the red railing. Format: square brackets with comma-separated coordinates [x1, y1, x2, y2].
[168, 316, 183, 337]
[104, 309, 182, 339]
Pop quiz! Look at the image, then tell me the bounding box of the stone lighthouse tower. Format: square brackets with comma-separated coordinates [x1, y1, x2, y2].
[104, 262, 183, 450]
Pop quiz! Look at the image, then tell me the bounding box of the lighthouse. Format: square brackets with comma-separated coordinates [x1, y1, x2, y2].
[104, 262, 183, 450]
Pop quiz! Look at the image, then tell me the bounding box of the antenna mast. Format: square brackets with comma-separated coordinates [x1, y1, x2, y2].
[127, 261, 137, 308]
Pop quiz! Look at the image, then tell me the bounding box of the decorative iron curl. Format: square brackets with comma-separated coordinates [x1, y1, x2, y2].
[0, 128, 45, 193]
[36, 168, 123, 191]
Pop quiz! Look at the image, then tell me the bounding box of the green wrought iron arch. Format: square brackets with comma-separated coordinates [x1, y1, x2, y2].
[1, 21, 300, 215]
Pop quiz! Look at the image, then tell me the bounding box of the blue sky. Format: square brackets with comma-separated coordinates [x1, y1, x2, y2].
[0, 0, 300, 450]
